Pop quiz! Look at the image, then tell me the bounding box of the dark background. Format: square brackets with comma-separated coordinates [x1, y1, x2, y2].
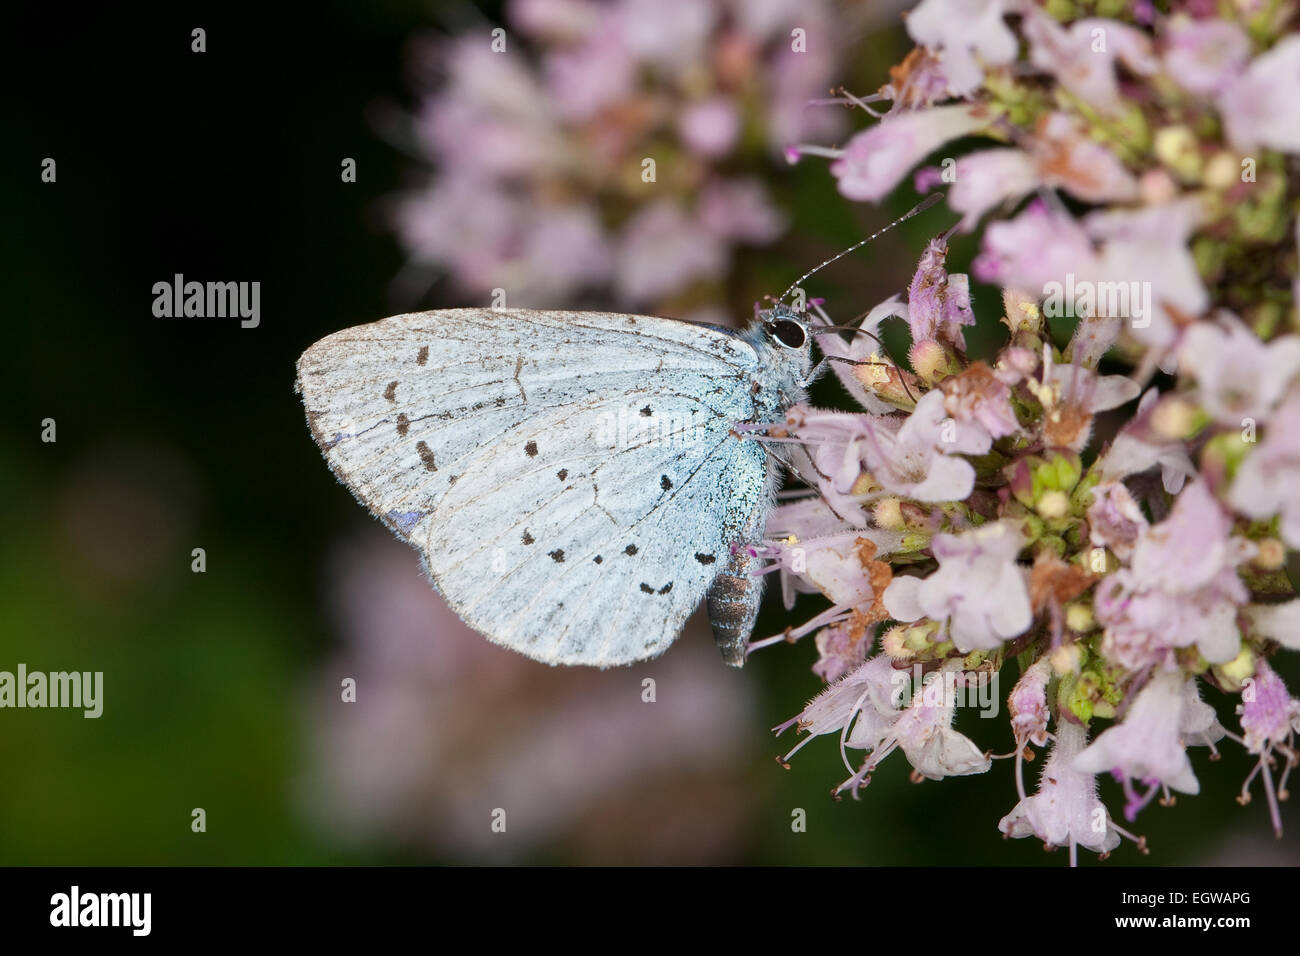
[3, 1, 1294, 865]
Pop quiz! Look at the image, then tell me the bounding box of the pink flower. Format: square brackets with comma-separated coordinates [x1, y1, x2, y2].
[1067, 313, 1122, 369]
[1000, 722, 1123, 859]
[543, 31, 638, 120]
[1094, 482, 1252, 670]
[612, 202, 727, 303]
[906, 0, 1018, 97]
[1129, 479, 1248, 600]
[1098, 389, 1197, 494]
[1033, 112, 1141, 204]
[973, 199, 1096, 291]
[1182, 677, 1226, 749]
[613, 0, 717, 73]
[1075, 670, 1204, 818]
[1229, 389, 1300, 549]
[942, 361, 1021, 440]
[697, 178, 786, 243]
[860, 390, 988, 501]
[1245, 599, 1300, 651]
[1218, 35, 1300, 153]
[917, 116, 1136, 232]
[884, 520, 1032, 652]
[787, 393, 987, 508]
[1047, 361, 1140, 414]
[810, 299, 912, 416]
[765, 17, 846, 152]
[1084, 199, 1208, 349]
[983, 198, 1206, 351]
[1235, 661, 1300, 836]
[1178, 313, 1300, 426]
[830, 105, 986, 202]
[855, 661, 992, 781]
[777, 656, 903, 762]
[1161, 15, 1250, 96]
[1024, 13, 1157, 116]
[509, 0, 602, 41]
[906, 239, 976, 348]
[1087, 481, 1148, 561]
[1240, 662, 1300, 756]
[813, 622, 873, 683]
[1008, 656, 1052, 748]
[678, 96, 741, 158]
[917, 148, 1039, 233]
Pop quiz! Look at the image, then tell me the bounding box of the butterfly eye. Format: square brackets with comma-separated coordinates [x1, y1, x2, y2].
[771, 318, 806, 350]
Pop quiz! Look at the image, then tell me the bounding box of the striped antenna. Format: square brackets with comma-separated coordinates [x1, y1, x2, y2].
[779, 191, 945, 302]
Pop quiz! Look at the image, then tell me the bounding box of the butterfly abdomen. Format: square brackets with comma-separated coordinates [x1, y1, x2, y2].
[706, 546, 765, 667]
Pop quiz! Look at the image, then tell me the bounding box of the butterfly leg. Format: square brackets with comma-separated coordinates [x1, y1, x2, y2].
[797, 358, 827, 389]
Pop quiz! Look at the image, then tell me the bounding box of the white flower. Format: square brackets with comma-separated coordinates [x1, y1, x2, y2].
[1000, 721, 1121, 856]
[884, 520, 1032, 652]
[906, 0, 1018, 96]
[830, 105, 985, 202]
[1218, 35, 1300, 153]
[859, 661, 992, 780]
[1178, 313, 1300, 426]
[1229, 389, 1300, 549]
[1245, 599, 1300, 651]
[1162, 15, 1251, 96]
[1099, 389, 1197, 494]
[1075, 670, 1204, 801]
[873, 389, 989, 501]
[1024, 13, 1157, 115]
[778, 656, 902, 761]
[1084, 199, 1208, 349]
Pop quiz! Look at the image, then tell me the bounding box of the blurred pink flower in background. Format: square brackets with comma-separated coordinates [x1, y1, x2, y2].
[299, 530, 757, 863]
[391, 0, 854, 313]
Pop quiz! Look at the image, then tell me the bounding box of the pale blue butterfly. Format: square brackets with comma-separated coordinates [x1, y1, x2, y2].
[297, 305, 816, 668]
[295, 197, 938, 667]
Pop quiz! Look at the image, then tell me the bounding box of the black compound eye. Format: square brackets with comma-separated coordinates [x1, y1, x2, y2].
[771, 318, 806, 349]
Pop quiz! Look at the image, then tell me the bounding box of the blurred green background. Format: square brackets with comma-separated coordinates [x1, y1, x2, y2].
[4, 0, 1296, 865]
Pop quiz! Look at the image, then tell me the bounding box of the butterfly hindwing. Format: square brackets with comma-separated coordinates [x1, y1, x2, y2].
[296, 308, 772, 666]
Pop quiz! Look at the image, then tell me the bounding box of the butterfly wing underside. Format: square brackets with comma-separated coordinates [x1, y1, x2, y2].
[296, 308, 772, 666]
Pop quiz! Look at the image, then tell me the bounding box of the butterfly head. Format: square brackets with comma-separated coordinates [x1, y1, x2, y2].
[746, 304, 818, 400]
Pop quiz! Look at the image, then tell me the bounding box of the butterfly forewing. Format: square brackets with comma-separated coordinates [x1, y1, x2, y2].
[296, 308, 771, 666]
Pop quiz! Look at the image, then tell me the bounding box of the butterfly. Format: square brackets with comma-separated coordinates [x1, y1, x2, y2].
[296, 305, 821, 668]
[296, 200, 940, 669]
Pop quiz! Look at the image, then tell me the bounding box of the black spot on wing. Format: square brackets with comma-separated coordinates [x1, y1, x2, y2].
[383, 381, 398, 402]
[661, 475, 673, 490]
[695, 553, 716, 565]
[396, 413, 410, 437]
[525, 441, 538, 457]
[416, 346, 428, 366]
[557, 468, 568, 481]
[549, 549, 565, 563]
[624, 544, 638, 555]
[522, 530, 535, 545]
[640, 405, 652, 417]
[416, 441, 437, 472]
[593, 555, 603, 564]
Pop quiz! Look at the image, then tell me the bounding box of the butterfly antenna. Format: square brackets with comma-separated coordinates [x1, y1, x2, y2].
[778, 191, 944, 302]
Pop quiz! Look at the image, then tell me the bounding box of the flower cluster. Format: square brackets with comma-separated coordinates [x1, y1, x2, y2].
[770, 0, 1300, 863]
[391, 0, 852, 317]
